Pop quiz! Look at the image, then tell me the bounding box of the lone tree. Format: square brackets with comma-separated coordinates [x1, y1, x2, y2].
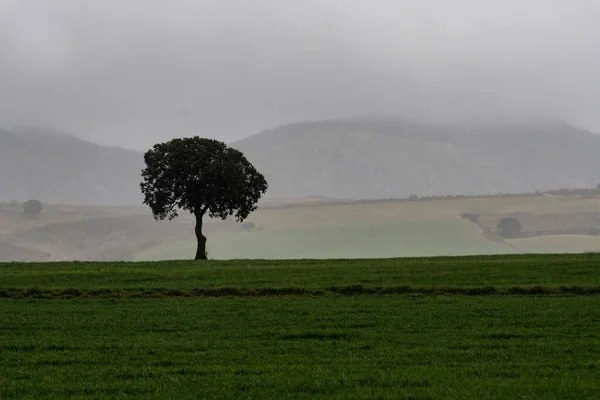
[140, 137, 268, 260]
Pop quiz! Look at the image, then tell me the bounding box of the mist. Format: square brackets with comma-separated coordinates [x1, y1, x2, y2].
[1, 0, 600, 150]
[2, 0, 600, 263]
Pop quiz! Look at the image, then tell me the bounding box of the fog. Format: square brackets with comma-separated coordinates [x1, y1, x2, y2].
[2, 0, 600, 262]
[1, 0, 600, 150]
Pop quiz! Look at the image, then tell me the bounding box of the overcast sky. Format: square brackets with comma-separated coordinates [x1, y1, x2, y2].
[1, 0, 599, 150]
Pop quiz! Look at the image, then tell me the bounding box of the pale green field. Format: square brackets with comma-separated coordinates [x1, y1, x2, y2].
[136, 220, 515, 260]
[136, 196, 600, 261]
[508, 234, 600, 253]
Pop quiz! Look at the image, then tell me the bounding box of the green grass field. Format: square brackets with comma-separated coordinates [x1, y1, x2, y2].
[3, 254, 600, 295]
[2, 296, 599, 399]
[1, 254, 600, 398]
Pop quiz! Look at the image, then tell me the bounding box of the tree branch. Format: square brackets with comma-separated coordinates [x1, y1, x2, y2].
[195, 204, 209, 218]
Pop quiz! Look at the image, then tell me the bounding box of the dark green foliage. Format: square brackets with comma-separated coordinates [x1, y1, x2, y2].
[140, 137, 267, 222]
[140, 137, 268, 259]
[22, 199, 42, 216]
[497, 217, 522, 238]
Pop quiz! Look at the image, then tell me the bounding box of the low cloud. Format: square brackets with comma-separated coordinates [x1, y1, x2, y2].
[1, 0, 599, 149]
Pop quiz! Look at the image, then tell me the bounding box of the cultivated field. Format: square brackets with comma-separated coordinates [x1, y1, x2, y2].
[1, 254, 599, 398]
[2, 195, 600, 262]
[507, 234, 600, 253]
[137, 195, 600, 260]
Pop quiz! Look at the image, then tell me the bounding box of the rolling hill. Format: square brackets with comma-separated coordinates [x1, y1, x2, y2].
[230, 115, 600, 199]
[0, 126, 143, 206]
[2, 116, 600, 206]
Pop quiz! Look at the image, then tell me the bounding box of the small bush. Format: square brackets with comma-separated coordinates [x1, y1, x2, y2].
[497, 217, 522, 238]
[460, 212, 480, 222]
[23, 199, 43, 217]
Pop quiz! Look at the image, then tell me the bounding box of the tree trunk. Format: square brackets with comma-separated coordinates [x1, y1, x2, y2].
[194, 214, 207, 260]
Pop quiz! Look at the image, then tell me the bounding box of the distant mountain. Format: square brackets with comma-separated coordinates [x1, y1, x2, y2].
[3, 116, 600, 206]
[231, 116, 600, 199]
[0, 127, 144, 205]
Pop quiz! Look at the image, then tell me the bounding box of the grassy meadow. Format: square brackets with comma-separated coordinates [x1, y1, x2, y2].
[136, 220, 513, 261]
[2, 254, 600, 294]
[1, 254, 600, 398]
[3, 194, 599, 262]
[135, 195, 600, 261]
[2, 296, 599, 399]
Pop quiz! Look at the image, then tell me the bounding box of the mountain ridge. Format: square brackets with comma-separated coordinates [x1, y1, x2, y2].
[0, 127, 144, 206]
[2, 116, 599, 205]
[230, 116, 600, 199]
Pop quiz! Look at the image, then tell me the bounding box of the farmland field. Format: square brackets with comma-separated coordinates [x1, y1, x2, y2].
[1, 254, 600, 399]
[135, 196, 600, 261]
[508, 234, 600, 253]
[2, 195, 600, 262]
[136, 220, 515, 261]
[2, 254, 600, 294]
[2, 297, 599, 399]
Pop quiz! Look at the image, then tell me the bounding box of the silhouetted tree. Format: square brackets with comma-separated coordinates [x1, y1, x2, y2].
[23, 199, 43, 217]
[497, 217, 522, 238]
[597, 182, 600, 191]
[140, 137, 268, 260]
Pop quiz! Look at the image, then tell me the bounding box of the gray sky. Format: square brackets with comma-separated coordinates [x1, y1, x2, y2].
[1, 0, 599, 150]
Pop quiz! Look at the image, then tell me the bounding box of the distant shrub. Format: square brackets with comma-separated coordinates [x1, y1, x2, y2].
[460, 212, 479, 222]
[408, 194, 419, 201]
[497, 217, 522, 238]
[23, 199, 43, 217]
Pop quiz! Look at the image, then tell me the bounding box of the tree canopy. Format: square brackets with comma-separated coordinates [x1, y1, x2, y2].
[140, 137, 268, 259]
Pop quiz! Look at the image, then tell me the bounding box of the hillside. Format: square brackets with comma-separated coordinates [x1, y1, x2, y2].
[2, 116, 600, 206]
[137, 195, 600, 261]
[0, 127, 144, 206]
[0, 202, 246, 261]
[231, 116, 600, 199]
